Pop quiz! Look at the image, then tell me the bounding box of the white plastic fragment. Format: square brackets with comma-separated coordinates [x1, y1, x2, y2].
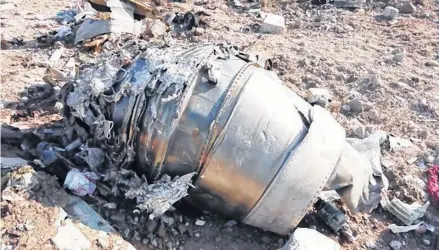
[388, 222, 423, 233]
[63, 169, 99, 196]
[195, 219, 206, 226]
[282, 228, 341, 250]
[260, 13, 286, 34]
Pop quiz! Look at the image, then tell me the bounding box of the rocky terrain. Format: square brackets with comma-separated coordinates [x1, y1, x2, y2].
[1, 0, 439, 249]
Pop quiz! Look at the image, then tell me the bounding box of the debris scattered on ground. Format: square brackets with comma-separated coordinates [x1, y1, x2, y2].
[382, 196, 430, 226]
[125, 173, 195, 219]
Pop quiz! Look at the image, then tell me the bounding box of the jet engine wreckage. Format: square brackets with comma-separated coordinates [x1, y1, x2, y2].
[34, 43, 388, 238]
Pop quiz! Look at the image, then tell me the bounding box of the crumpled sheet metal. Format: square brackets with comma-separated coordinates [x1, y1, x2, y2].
[61, 44, 389, 235]
[381, 196, 430, 226]
[125, 172, 195, 219]
[324, 132, 389, 214]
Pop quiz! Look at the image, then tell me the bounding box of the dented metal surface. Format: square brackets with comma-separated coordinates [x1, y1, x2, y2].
[61, 44, 388, 235]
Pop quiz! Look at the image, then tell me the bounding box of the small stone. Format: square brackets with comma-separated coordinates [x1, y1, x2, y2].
[422, 239, 431, 246]
[381, 158, 394, 169]
[418, 129, 428, 139]
[425, 61, 439, 67]
[306, 88, 331, 108]
[146, 219, 158, 233]
[151, 239, 158, 247]
[383, 6, 399, 20]
[389, 240, 402, 250]
[51, 223, 91, 250]
[393, 53, 405, 63]
[367, 110, 379, 120]
[157, 223, 167, 238]
[215, 236, 221, 242]
[224, 220, 237, 227]
[342, 104, 351, 112]
[354, 125, 366, 138]
[261, 236, 271, 244]
[277, 238, 285, 246]
[194, 232, 200, 238]
[0, 3, 15, 11]
[260, 13, 286, 34]
[348, 99, 374, 113]
[103, 203, 117, 209]
[110, 213, 125, 223]
[193, 28, 204, 36]
[142, 238, 149, 245]
[397, 2, 416, 14]
[195, 219, 206, 226]
[425, 155, 435, 164]
[150, 20, 167, 38]
[291, 20, 301, 29]
[415, 0, 425, 6]
[177, 224, 187, 234]
[406, 157, 417, 164]
[416, 225, 427, 234]
[96, 238, 109, 249]
[366, 241, 376, 249]
[365, 125, 376, 134]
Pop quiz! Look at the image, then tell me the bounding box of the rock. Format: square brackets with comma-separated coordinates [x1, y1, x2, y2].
[389, 240, 402, 250]
[215, 236, 221, 242]
[422, 239, 431, 246]
[260, 13, 286, 34]
[103, 203, 117, 209]
[383, 6, 399, 20]
[262, 236, 271, 244]
[193, 27, 204, 36]
[398, 2, 416, 14]
[354, 126, 366, 138]
[150, 20, 167, 38]
[425, 61, 439, 67]
[177, 224, 186, 234]
[306, 88, 331, 108]
[366, 241, 376, 249]
[195, 219, 206, 226]
[348, 99, 374, 113]
[381, 158, 394, 169]
[415, 0, 425, 6]
[0, 3, 15, 11]
[418, 129, 428, 139]
[291, 20, 301, 29]
[194, 232, 200, 238]
[425, 155, 435, 164]
[333, 0, 362, 8]
[51, 223, 92, 250]
[416, 225, 427, 234]
[367, 110, 379, 120]
[146, 219, 158, 233]
[110, 213, 125, 223]
[96, 237, 109, 249]
[224, 220, 238, 227]
[393, 53, 405, 63]
[365, 125, 376, 134]
[282, 228, 341, 250]
[157, 223, 167, 238]
[342, 104, 351, 112]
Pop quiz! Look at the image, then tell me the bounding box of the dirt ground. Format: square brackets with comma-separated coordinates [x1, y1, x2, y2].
[1, 0, 439, 249]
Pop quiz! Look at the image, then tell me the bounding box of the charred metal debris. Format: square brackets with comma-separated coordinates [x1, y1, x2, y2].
[54, 44, 252, 216]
